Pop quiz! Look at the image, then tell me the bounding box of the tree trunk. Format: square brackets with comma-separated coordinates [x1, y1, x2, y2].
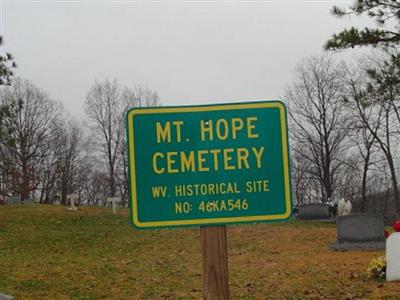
[108, 145, 115, 197]
[360, 152, 371, 213]
[21, 161, 30, 203]
[387, 155, 400, 216]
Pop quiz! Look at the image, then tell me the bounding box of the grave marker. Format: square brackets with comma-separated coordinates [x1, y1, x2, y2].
[331, 214, 385, 250]
[387, 232, 400, 281]
[67, 194, 79, 211]
[0, 292, 14, 300]
[107, 197, 121, 214]
[6, 196, 21, 205]
[297, 203, 331, 220]
[22, 198, 33, 205]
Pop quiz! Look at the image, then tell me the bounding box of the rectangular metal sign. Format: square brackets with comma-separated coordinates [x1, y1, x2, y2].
[126, 101, 292, 228]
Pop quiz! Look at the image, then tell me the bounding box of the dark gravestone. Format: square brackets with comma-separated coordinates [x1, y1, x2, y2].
[6, 196, 21, 205]
[6, 195, 33, 205]
[331, 213, 385, 250]
[297, 203, 331, 220]
[22, 198, 33, 205]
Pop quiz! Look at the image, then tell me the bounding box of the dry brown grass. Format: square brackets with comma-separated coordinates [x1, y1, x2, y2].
[0, 205, 399, 299]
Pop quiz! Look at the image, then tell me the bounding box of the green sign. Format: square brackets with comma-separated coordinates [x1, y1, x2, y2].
[126, 101, 292, 228]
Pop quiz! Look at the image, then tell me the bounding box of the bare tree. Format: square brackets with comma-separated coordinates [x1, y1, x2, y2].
[85, 79, 160, 199]
[119, 84, 161, 205]
[53, 119, 86, 204]
[291, 142, 313, 205]
[350, 125, 377, 212]
[0, 78, 61, 202]
[125, 84, 161, 108]
[343, 57, 400, 215]
[38, 138, 60, 204]
[85, 79, 125, 197]
[286, 55, 351, 202]
[337, 154, 361, 203]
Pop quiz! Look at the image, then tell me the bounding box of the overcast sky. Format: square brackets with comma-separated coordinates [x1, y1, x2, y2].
[1, 1, 371, 116]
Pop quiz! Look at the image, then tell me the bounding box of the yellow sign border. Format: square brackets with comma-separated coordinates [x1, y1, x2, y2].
[127, 101, 291, 228]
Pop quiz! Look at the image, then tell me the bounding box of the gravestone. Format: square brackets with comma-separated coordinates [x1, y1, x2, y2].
[7, 196, 34, 205]
[331, 213, 385, 250]
[107, 197, 121, 215]
[0, 292, 14, 300]
[338, 198, 352, 216]
[387, 232, 400, 281]
[21, 198, 33, 205]
[67, 194, 79, 211]
[297, 203, 330, 220]
[6, 195, 21, 205]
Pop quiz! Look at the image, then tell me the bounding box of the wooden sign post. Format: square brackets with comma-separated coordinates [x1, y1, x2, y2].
[201, 226, 229, 300]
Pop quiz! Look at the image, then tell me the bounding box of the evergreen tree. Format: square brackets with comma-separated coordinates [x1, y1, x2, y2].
[326, 1, 400, 215]
[325, 0, 400, 50]
[0, 36, 16, 85]
[0, 36, 17, 140]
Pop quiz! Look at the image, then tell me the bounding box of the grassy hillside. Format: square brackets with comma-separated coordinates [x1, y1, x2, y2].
[0, 205, 399, 299]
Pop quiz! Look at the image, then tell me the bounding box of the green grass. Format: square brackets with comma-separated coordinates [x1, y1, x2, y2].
[0, 205, 399, 299]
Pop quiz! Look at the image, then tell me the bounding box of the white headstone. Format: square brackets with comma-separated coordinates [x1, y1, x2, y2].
[67, 194, 79, 211]
[338, 198, 352, 216]
[107, 197, 121, 214]
[387, 232, 400, 281]
[0, 292, 14, 300]
[344, 200, 352, 215]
